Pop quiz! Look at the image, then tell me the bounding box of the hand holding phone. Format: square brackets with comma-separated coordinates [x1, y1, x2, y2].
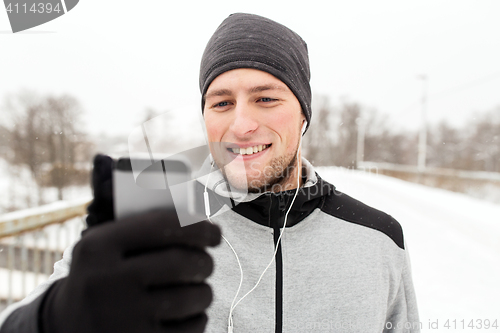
[41, 155, 221, 333]
[41, 209, 221, 333]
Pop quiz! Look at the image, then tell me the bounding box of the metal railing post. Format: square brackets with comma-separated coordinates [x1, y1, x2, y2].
[33, 231, 40, 288]
[7, 239, 14, 306]
[20, 234, 27, 298]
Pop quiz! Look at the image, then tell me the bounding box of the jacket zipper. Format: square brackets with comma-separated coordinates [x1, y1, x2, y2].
[273, 194, 286, 333]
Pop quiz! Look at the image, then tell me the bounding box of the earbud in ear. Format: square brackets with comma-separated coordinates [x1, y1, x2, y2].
[301, 121, 307, 135]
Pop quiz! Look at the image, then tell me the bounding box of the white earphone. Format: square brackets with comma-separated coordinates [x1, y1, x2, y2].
[204, 119, 307, 333]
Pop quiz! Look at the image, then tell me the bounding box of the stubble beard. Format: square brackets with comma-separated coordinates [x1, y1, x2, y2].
[247, 151, 299, 193]
[217, 139, 301, 194]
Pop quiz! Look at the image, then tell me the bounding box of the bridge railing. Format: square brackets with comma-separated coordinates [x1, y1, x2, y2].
[0, 198, 91, 312]
[357, 161, 500, 204]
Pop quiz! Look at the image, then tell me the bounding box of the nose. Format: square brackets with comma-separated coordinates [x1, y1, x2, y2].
[229, 103, 259, 138]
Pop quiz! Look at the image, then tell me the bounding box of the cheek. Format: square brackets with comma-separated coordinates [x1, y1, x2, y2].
[269, 111, 300, 149]
[204, 114, 223, 142]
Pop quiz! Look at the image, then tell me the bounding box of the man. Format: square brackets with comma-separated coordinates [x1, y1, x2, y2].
[0, 13, 419, 333]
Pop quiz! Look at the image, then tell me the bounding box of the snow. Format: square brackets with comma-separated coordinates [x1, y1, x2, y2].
[0, 197, 91, 224]
[317, 167, 500, 331]
[0, 159, 38, 214]
[0, 158, 92, 215]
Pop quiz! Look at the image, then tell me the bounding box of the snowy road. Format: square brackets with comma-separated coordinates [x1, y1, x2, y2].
[317, 167, 500, 332]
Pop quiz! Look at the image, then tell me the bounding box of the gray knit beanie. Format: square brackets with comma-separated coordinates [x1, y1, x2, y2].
[199, 13, 312, 133]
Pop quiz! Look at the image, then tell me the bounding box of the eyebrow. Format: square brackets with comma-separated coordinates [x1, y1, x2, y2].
[204, 84, 289, 101]
[204, 89, 233, 101]
[249, 84, 289, 94]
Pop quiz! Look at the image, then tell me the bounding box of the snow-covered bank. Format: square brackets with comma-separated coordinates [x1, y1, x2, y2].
[0, 158, 91, 214]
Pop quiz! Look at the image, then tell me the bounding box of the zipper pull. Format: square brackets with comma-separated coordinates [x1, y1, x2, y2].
[278, 193, 286, 213]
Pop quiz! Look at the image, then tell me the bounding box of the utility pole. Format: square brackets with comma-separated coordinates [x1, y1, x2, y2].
[417, 75, 428, 172]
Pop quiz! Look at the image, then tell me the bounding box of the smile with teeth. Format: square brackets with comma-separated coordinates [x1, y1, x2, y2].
[229, 144, 271, 155]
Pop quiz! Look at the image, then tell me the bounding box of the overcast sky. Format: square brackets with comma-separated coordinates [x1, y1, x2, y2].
[1, 0, 499, 137]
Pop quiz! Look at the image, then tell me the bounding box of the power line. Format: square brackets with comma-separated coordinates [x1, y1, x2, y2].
[396, 71, 500, 116]
[429, 71, 500, 101]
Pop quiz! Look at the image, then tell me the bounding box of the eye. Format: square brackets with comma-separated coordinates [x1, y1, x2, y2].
[212, 101, 231, 108]
[260, 97, 276, 103]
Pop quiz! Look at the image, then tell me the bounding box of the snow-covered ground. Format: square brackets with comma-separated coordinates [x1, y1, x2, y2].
[0, 158, 91, 214]
[317, 167, 500, 332]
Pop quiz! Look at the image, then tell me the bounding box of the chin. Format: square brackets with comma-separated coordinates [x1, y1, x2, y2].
[223, 165, 273, 193]
[220, 164, 249, 191]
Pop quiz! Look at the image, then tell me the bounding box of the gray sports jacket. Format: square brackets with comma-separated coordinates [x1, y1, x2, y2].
[0, 158, 420, 332]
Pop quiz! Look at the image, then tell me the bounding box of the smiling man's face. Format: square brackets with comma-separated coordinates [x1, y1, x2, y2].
[204, 68, 305, 193]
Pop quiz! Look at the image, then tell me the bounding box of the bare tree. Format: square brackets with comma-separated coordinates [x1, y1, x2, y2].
[2, 91, 92, 204]
[427, 121, 464, 169]
[426, 107, 500, 172]
[466, 107, 500, 172]
[332, 101, 361, 168]
[302, 95, 336, 165]
[4, 91, 48, 204]
[42, 95, 91, 200]
[302, 97, 417, 167]
[363, 108, 418, 165]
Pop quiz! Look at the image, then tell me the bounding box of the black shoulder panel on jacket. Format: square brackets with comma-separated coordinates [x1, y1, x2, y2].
[320, 190, 405, 249]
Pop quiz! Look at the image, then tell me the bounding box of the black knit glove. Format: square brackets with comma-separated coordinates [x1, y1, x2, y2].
[86, 154, 115, 228]
[40, 209, 221, 333]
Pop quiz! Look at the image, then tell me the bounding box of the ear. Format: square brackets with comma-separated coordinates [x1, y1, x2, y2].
[301, 119, 307, 135]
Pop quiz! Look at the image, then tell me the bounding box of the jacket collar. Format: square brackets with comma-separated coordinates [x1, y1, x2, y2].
[195, 157, 335, 228]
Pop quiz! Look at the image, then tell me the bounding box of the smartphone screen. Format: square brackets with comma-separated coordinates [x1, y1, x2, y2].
[113, 157, 196, 225]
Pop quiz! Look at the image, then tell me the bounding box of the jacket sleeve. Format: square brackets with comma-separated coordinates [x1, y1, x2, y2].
[0, 241, 75, 333]
[384, 243, 420, 333]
